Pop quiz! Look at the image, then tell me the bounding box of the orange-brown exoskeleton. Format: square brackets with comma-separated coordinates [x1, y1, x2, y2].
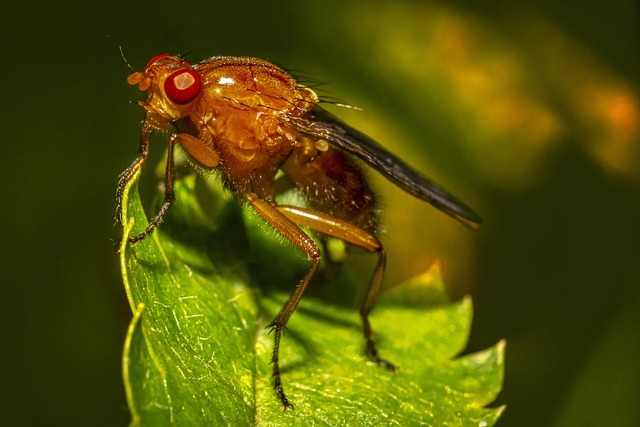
[116, 54, 482, 409]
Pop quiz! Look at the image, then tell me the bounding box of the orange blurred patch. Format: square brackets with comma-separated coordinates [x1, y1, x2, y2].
[344, 2, 640, 184]
[588, 87, 640, 174]
[524, 18, 640, 177]
[344, 3, 564, 189]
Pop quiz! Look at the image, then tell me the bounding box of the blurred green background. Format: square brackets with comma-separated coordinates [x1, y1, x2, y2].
[2, 0, 639, 425]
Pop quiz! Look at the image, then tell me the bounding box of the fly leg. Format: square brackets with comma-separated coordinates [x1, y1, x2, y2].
[277, 205, 397, 372]
[115, 114, 177, 244]
[359, 247, 396, 371]
[116, 121, 152, 224]
[121, 123, 220, 245]
[245, 194, 322, 409]
[127, 132, 179, 244]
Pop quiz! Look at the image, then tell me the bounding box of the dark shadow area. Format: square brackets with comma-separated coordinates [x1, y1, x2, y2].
[470, 143, 640, 425]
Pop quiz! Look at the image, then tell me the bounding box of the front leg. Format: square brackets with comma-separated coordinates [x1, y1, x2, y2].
[127, 132, 179, 244]
[116, 121, 152, 224]
[120, 123, 220, 245]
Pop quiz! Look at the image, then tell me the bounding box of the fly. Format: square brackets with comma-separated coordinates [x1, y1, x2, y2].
[116, 54, 482, 409]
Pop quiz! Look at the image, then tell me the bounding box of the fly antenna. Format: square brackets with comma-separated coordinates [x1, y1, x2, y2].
[119, 46, 135, 71]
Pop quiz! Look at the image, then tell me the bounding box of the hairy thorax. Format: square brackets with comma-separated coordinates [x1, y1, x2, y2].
[189, 57, 317, 195]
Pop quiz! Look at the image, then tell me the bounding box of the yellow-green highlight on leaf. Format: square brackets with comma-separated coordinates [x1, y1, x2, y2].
[119, 173, 505, 426]
[122, 301, 145, 426]
[382, 261, 451, 307]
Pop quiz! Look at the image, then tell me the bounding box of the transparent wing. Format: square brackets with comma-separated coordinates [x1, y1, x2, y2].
[284, 106, 482, 228]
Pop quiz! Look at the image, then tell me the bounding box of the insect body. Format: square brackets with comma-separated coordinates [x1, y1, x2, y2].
[117, 54, 482, 408]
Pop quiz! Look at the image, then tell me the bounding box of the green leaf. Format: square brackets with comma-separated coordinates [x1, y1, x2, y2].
[119, 173, 505, 426]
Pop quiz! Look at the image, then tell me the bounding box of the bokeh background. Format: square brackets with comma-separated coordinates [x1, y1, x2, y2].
[2, 0, 639, 425]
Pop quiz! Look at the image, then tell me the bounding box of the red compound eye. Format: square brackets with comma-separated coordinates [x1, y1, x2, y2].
[145, 53, 171, 70]
[164, 68, 202, 105]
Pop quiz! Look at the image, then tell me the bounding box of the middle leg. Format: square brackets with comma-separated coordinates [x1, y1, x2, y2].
[245, 194, 322, 409]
